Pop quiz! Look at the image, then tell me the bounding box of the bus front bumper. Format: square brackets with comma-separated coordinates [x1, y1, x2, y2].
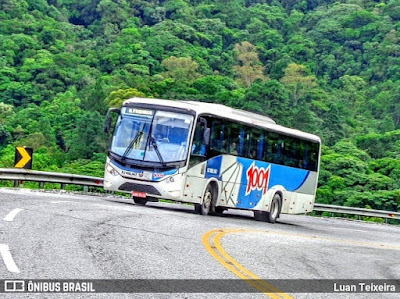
[104, 167, 183, 200]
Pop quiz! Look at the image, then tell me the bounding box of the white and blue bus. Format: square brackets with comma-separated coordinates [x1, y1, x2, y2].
[104, 98, 321, 223]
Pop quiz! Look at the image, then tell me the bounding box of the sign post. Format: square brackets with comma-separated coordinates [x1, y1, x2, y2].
[14, 147, 33, 169]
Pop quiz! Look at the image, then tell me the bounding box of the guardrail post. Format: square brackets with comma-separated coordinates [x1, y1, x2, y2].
[61, 183, 66, 190]
[39, 182, 44, 189]
[13, 180, 19, 187]
[83, 186, 89, 192]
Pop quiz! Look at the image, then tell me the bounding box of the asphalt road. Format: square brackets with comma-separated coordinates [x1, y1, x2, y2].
[0, 188, 399, 298]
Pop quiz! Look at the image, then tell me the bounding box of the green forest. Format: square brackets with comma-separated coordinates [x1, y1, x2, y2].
[1, 0, 399, 213]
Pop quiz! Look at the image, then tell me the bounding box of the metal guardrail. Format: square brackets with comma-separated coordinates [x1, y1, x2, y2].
[0, 168, 398, 222]
[313, 203, 400, 221]
[0, 168, 103, 190]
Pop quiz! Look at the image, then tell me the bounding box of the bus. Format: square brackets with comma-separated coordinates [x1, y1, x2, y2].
[104, 97, 321, 223]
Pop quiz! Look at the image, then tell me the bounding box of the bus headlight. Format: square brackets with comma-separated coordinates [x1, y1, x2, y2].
[106, 164, 119, 176]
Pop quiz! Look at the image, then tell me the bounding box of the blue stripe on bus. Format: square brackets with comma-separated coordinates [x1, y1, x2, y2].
[203, 155, 311, 209]
[269, 164, 310, 191]
[205, 155, 222, 179]
[236, 158, 309, 208]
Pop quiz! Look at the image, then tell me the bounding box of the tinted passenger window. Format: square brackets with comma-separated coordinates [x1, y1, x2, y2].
[308, 142, 319, 171]
[248, 128, 264, 159]
[210, 120, 228, 153]
[265, 132, 283, 164]
[208, 117, 319, 171]
[228, 123, 241, 155]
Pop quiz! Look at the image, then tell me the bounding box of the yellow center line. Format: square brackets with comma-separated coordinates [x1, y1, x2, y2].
[214, 231, 293, 299]
[202, 228, 400, 298]
[202, 229, 294, 299]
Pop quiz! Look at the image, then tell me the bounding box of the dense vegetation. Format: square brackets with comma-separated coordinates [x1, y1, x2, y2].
[1, 0, 399, 213]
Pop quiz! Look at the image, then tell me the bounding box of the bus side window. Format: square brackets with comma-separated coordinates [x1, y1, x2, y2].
[282, 137, 290, 166]
[210, 120, 228, 153]
[282, 136, 301, 168]
[299, 141, 319, 171]
[309, 142, 319, 171]
[293, 140, 302, 168]
[192, 120, 205, 156]
[299, 141, 308, 169]
[228, 123, 240, 156]
[248, 128, 263, 159]
[238, 128, 245, 156]
[265, 132, 282, 164]
[242, 128, 248, 157]
[257, 134, 264, 160]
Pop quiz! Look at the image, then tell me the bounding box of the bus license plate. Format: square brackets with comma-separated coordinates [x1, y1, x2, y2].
[132, 191, 146, 198]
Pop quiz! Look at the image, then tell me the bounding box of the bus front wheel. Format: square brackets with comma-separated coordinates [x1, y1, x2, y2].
[214, 207, 226, 215]
[195, 185, 213, 216]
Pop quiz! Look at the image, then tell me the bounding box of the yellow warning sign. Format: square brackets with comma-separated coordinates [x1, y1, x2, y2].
[15, 147, 33, 169]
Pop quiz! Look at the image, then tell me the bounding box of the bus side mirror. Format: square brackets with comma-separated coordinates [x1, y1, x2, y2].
[104, 108, 120, 133]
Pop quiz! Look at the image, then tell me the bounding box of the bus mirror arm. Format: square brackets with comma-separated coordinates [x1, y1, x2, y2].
[104, 108, 120, 133]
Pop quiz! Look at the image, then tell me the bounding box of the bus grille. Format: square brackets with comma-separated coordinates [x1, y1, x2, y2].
[118, 183, 161, 196]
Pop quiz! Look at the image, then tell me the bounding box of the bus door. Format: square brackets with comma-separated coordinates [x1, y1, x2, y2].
[184, 117, 210, 202]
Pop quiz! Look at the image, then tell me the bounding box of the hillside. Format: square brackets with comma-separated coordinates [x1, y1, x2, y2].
[0, 0, 399, 212]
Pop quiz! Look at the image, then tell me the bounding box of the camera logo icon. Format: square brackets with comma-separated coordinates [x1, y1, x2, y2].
[4, 280, 25, 292]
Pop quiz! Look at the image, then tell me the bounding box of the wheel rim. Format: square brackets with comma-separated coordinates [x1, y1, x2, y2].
[271, 199, 279, 219]
[203, 191, 212, 209]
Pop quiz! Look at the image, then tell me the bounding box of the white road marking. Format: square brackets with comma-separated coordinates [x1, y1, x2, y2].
[0, 244, 20, 273]
[50, 201, 77, 204]
[3, 208, 24, 222]
[328, 227, 370, 233]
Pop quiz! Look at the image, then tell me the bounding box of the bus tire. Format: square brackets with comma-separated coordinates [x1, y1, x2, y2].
[214, 207, 225, 215]
[133, 197, 147, 205]
[195, 185, 213, 216]
[254, 194, 281, 223]
[254, 211, 268, 222]
[267, 194, 281, 224]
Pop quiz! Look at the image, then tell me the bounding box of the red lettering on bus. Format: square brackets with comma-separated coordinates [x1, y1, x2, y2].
[246, 162, 271, 196]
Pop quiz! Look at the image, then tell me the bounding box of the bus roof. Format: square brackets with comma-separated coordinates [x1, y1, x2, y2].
[123, 97, 321, 143]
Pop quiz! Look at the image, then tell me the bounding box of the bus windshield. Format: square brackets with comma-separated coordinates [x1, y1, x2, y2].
[110, 107, 194, 165]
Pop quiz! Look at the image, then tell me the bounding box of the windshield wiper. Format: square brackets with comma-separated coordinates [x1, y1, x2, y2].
[149, 136, 166, 166]
[122, 124, 147, 160]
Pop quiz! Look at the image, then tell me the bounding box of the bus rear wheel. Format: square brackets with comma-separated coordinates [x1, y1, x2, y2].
[267, 194, 281, 223]
[195, 185, 213, 216]
[133, 197, 148, 205]
[254, 194, 281, 224]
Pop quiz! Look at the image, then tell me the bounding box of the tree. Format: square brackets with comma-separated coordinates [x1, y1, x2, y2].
[160, 56, 200, 82]
[280, 63, 317, 106]
[105, 88, 146, 108]
[1, 0, 28, 18]
[243, 80, 290, 123]
[233, 41, 267, 87]
[96, 0, 130, 26]
[67, 111, 106, 160]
